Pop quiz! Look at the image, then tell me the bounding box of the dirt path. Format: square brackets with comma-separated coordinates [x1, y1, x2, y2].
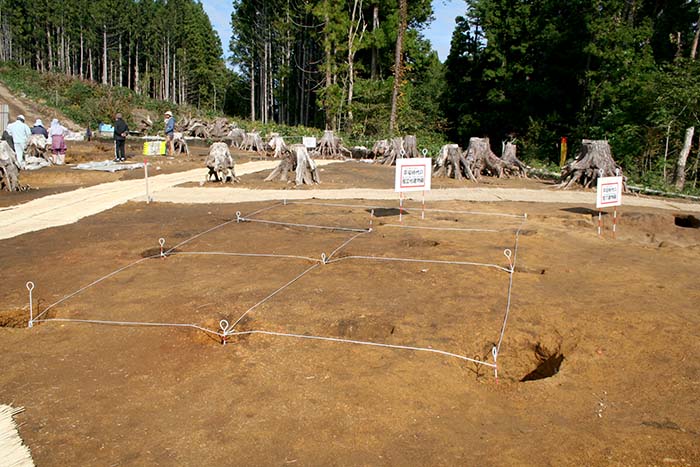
[153, 184, 700, 213]
[0, 160, 279, 239]
[0, 81, 80, 130]
[2, 160, 699, 240]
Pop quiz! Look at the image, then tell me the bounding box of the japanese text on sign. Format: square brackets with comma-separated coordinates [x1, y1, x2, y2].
[143, 141, 166, 156]
[596, 176, 623, 208]
[395, 158, 432, 192]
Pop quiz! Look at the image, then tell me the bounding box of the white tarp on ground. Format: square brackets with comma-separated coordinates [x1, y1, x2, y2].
[73, 160, 144, 172]
[64, 130, 85, 141]
[23, 156, 51, 171]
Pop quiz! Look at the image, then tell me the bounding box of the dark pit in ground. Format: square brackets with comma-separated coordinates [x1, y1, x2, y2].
[521, 353, 564, 381]
[674, 214, 700, 229]
[369, 208, 404, 217]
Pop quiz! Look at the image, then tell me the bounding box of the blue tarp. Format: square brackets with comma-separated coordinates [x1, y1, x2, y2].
[98, 123, 114, 132]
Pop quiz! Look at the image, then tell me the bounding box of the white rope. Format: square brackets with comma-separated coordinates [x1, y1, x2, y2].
[33, 255, 156, 321]
[228, 329, 496, 367]
[169, 251, 321, 263]
[326, 254, 512, 273]
[29, 317, 495, 368]
[33, 318, 225, 337]
[381, 224, 499, 233]
[327, 230, 370, 260]
[231, 263, 321, 329]
[240, 217, 369, 233]
[496, 220, 526, 352]
[166, 202, 283, 253]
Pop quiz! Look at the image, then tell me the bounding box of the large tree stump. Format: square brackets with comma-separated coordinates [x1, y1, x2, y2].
[204, 142, 239, 183]
[378, 137, 404, 165]
[501, 141, 528, 177]
[466, 137, 506, 178]
[403, 135, 419, 158]
[241, 132, 264, 153]
[0, 141, 23, 191]
[265, 144, 320, 185]
[559, 139, 624, 189]
[434, 144, 477, 182]
[267, 134, 288, 158]
[314, 130, 349, 159]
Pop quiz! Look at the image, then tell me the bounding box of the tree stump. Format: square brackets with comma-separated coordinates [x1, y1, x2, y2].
[0, 141, 23, 191]
[188, 122, 210, 139]
[466, 137, 506, 179]
[265, 144, 320, 185]
[559, 139, 623, 189]
[403, 135, 419, 158]
[26, 135, 50, 161]
[209, 118, 230, 139]
[434, 144, 477, 182]
[314, 130, 349, 159]
[172, 132, 190, 157]
[227, 128, 246, 149]
[137, 115, 153, 133]
[267, 134, 288, 158]
[241, 132, 264, 153]
[501, 141, 528, 177]
[204, 142, 239, 183]
[378, 137, 404, 165]
[371, 139, 390, 159]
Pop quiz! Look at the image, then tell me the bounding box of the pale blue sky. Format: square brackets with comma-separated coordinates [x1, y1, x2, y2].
[199, 0, 462, 63]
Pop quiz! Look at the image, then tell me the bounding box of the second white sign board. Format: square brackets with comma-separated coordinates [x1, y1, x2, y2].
[302, 137, 317, 149]
[394, 158, 432, 192]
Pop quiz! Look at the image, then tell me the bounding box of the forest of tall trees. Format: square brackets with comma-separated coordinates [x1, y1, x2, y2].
[444, 0, 700, 185]
[0, 0, 228, 109]
[229, 0, 442, 135]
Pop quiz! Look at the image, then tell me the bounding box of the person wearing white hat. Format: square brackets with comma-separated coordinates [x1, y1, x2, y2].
[6, 115, 31, 167]
[31, 119, 49, 138]
[164, 110, 175, 156]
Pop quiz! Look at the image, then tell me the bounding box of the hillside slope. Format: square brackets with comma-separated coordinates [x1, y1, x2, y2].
[0, 81, 80, 130]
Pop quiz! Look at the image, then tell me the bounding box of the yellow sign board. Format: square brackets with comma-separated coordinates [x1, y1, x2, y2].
[143, 141, 166, 156]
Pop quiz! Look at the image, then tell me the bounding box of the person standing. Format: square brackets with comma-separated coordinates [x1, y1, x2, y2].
[48, 119, 68, 164]
[6, 114, 31, 167]
[31, 119, 49, 138]
[164, 110, 175, 156]
[113, 113, 129, 162]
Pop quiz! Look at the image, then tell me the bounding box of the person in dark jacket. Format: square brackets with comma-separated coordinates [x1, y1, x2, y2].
[113, 113, 129, 162]
[31, 119, 49, 138]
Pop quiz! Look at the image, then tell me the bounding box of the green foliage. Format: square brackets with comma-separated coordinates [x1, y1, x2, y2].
[0, 63, 222, 128]
[444, 0, 700, 192]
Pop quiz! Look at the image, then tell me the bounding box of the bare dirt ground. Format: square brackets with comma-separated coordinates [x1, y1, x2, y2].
[1, 175, 699, 466]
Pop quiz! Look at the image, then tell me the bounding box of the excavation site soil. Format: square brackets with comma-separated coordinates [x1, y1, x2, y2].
[1, 147, 699, 466]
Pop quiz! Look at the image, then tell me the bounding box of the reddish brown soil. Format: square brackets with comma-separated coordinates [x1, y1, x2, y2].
[1, 189, 699, 465]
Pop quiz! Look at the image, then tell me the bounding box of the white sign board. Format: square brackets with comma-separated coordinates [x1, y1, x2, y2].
[394, 158, 432, 192]
[303, 137, 317, 149]
[596, 176, 623, 208]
